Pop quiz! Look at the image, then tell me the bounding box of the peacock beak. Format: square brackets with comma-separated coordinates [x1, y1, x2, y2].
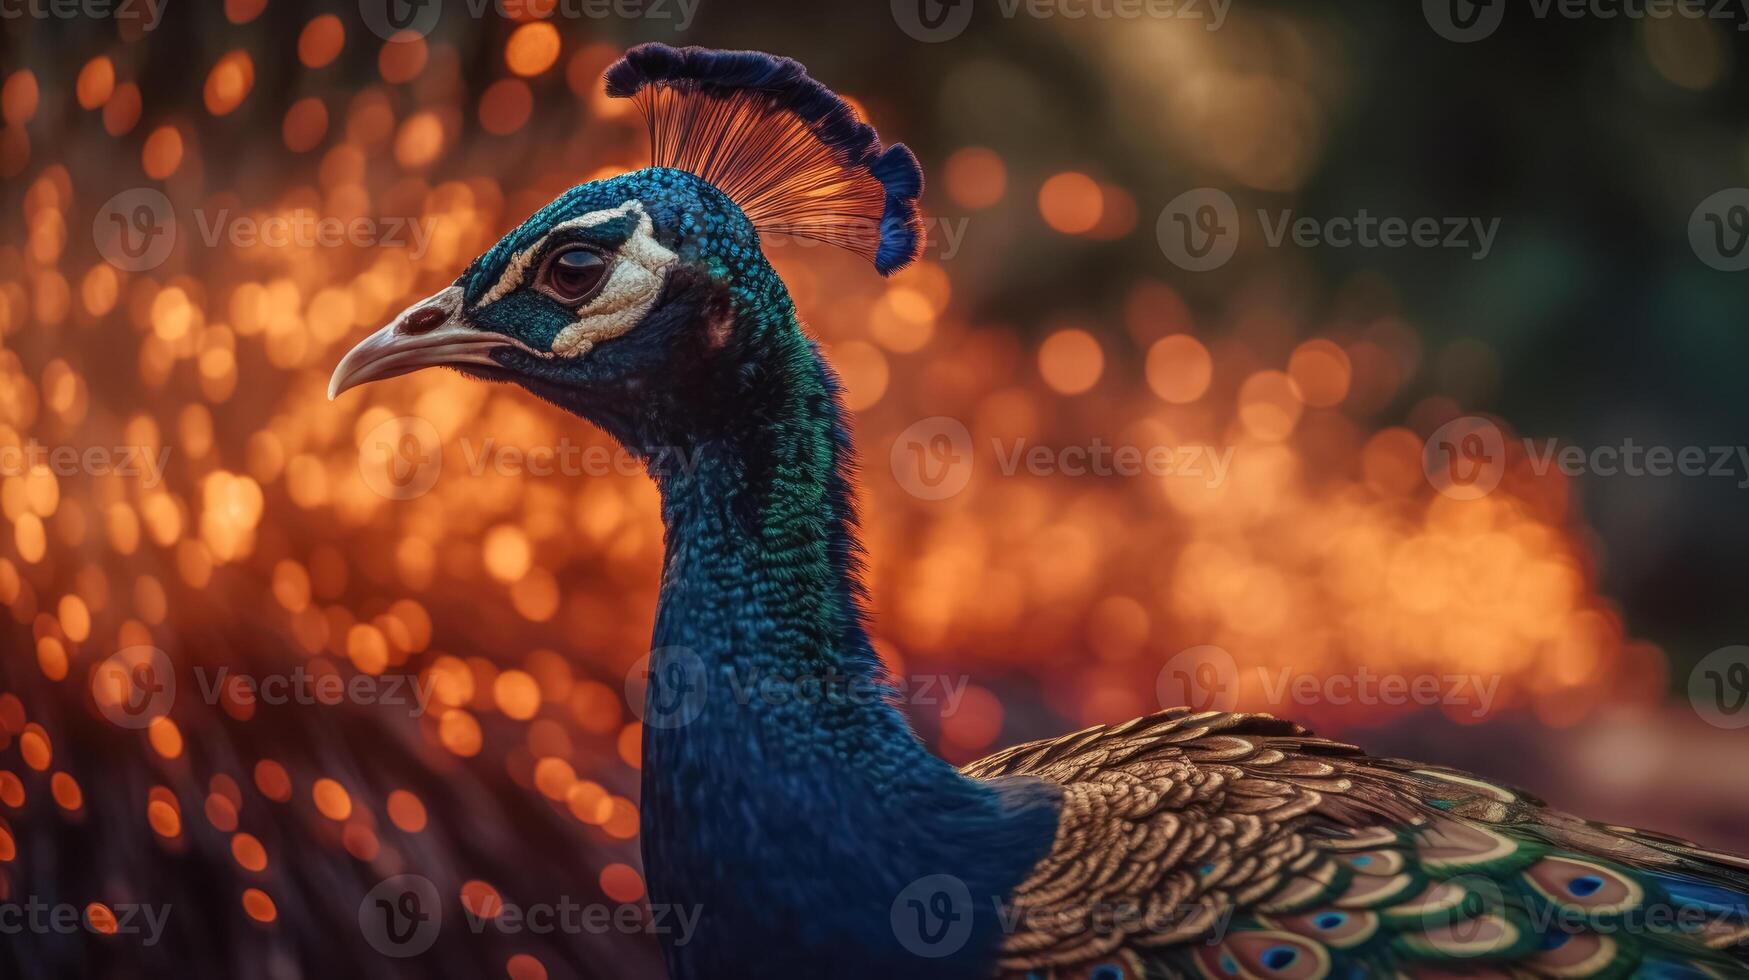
[328, 285, 510, 399]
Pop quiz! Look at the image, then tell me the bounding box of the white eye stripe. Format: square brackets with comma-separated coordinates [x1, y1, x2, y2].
[476, 200, 649, 309]
[549, 207, 677, 358]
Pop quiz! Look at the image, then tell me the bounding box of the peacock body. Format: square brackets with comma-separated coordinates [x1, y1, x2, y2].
[326, 43, 1749, 980]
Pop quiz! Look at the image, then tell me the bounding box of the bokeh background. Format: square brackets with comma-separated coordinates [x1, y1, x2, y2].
[3, 1, 1749, 976]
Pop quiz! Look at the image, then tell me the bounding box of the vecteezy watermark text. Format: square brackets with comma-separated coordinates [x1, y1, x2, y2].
[0, 899, 172, 946]
[1158, 189, 1501, 272]
[1425, 0, 1749, 43]
[1423, 417, 1749, 500]
[360, 0, 699, 40]
[0, 442, 171, 489]
[0, 0, 165, 29]
[889, 417, 1234, 501]
[893, 0, 1230, 43]
[462, 897, 702, 944]
[1156, 646, 1502, 719]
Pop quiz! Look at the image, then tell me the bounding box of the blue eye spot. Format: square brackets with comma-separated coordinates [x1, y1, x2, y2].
[1540, 930, 1572, 950]
[1090, 966, 1124, 980]
[1262, 945, 1299, 971]
[1313, 912, 1347, 930]
[1199, 863, 1216, 876]
[1219, 953, 1240, 975]
[1350, 855, 1373, 867]
[1566, 875, 1604, 898]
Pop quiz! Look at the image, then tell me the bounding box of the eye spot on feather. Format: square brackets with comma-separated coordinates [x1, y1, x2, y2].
[1312, 912, 1345, 930]
[1260, 946, 1297, 970]
[1566, 874, 1603, 897]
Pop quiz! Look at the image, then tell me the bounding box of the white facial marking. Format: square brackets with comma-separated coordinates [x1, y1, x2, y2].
[476, 200, 677, 359]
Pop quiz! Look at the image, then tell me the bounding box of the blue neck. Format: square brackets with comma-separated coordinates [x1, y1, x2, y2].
[636, 316, 1058, 978]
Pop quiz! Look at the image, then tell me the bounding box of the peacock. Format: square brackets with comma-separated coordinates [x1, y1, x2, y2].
[328, 44, 1749, 980]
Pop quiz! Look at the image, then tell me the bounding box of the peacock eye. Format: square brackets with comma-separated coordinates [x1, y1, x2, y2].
[543, 247, 609, 304]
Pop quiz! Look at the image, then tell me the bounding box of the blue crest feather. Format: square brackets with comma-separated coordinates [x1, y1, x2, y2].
[605, 44, 925, 275]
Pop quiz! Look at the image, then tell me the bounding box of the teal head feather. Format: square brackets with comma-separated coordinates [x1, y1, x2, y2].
[329, 43, 1061, 980]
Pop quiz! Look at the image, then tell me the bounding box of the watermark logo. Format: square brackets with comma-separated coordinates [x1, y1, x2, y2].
[1689, 646, 1749, 729]
[359, 416, 444, 501]
[893, 0, 976, 41]
[891, 417, 975, 501]
[1427, 0, 1749, 43]
[1156, 644, 1239, 712]
[1424, 416, 1507, 500]
[1158, 188, 1240, 272]
[360, 874, 443, 957]
[891, 874, 973, 957]
[91, 645, 176, 729]
[360, 0, 445, 40]
[93, 188, 175, 272]
[1159, 189, 1499, 271]
[1690, 189, 1749, 272]
[894, 0, 1229, 41]
[1424, 0, 1505, 42]
[625, 647, 709, 730]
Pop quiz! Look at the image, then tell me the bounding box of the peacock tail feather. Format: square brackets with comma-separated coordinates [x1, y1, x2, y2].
[972, 710, 1749, 980]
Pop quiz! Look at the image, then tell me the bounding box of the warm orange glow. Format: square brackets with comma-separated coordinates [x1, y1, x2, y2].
[282, 97, 329, 153]
[205, 51, 256, 116]
[599, 863, 645, 903]
[76, 58, 115, 110]
[2, 71, 38, 126]
[298, 15, 345, 69]
[312, 778, 352, 821]
[142, 125, 184, 179]
[387, 789, 428, 832]
[50, 772, 82, 811]
[231, 832, 268, 872]
[242, 888, 278, 923]
[461, 879, 503, 919]
[1288, 339, 1353, 408]
[480, 79, 534, 136]
[943, 147, 1007, 210]
[495, 669, 541, 720]
[1038, 172, 1103, 234]
[148, 717, 184, 759]
[1038, 328, 1104, 395]
[86, 903, 118, 935]
[253, 760, 292, 802]
[103, 82, 141, 135]
[505, 22, 562, 77]
[379, 33, 429, 84]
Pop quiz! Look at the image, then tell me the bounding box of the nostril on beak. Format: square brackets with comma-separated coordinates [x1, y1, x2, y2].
[400, 304, 449, 336]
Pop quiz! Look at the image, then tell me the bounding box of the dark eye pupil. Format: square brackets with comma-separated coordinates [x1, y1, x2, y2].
[549, 249, 606, 301]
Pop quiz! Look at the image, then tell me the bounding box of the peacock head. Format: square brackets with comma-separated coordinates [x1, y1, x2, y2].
[329, 44, 922, 449]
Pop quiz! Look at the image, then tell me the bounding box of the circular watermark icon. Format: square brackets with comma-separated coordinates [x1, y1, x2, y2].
[1157, 188, 1240, 272]
[93, 188, 175, 272]
[90, 645, 176, 729]
[1424, 873, 1506, 945]
[890, 416, 974, 501]
[1689, 189, 1749, 273]
[1156, 645, 1239, 713]
[625, 647, 709, 730]
[892, 0, 974, 42]
[1689, 646, 1749, 730]
[891, 874, 973, 958]
[1423, 0, 1504, 42]
[1423, 416, 1506, 500]
[360, 874, 443, 957]
[360, 0, 444, 40]
[358, 415, 443, 501]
